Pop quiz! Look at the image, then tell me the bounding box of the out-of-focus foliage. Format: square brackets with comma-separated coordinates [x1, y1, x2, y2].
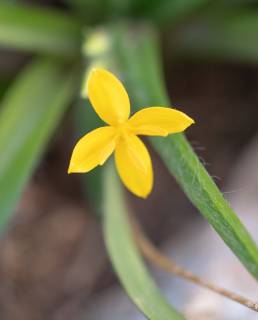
[65, 0, 211, 25]
[74, 99, 104, 214]
[0, 58, 79, 229]
[173, 9, 258, 63]
[0, 80, 10, 100]
[85, 24, 258, 281]
[104, 162, 184, 320]
[0, 2, 82, 57]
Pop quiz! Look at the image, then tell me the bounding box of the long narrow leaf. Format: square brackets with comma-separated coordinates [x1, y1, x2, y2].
[103, 162, 184, 320]
[0, 57, 79, 230]
[115, 25, 258, 279]
[173, 10, 258, 64]
[0, 2, 82, 57]
[84, 25, 258, 280]
[75, 99, 104, 215]
[152, 0, 211, 26]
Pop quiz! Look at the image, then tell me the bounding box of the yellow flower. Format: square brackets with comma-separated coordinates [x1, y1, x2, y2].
[68, 68, 194, 198]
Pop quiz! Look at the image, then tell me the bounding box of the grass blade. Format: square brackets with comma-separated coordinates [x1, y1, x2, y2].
[0, 57, 79, 230]
[74, 99, 104, 215]
[152, 0, 211, 26]
[84, 24, 258, 280]
[0, 2, 82, 57]
[173, 10, 258, 64]
[103, 161, 185, 320]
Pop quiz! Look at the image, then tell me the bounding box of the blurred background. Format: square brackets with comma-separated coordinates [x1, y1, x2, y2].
[0, 0, 258, 319]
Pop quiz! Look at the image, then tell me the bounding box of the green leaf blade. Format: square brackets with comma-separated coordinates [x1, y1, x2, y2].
[104, 162, 185, 320]
[0, 57, 80, 230]
[84, 24, 258, 279]
[0, 3, 82, 57]
[173, 11, 258, 64]
[151, 133, 258, 278]
[115, 25, 258, 279]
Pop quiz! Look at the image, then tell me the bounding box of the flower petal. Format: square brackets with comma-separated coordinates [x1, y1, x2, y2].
[115, 134, 153, 198]
[68, 126, 116, 173]
[87, 68, 130, 125]
[128, 107, 194, 136]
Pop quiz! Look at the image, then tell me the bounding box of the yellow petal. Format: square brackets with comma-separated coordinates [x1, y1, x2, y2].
[128, 107, 194, 136]
[115, 134, 153, 198]
[87, 68, 130, 125]
[68, 126, 116, 173]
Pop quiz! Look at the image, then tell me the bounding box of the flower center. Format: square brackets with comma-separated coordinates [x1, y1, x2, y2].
[115, 122, 132, 143]
[116, 122, 130, 134]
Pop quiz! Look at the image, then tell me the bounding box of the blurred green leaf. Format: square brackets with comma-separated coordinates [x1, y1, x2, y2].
[85, 24, 258, 280]
[75, 33, 116, 215]
[0, 57, 79, 230]
[151, 0, 211, 26]
[64, 0, 107, 24]
[104, 161, 184, 320]
[74, 98, 104, 215]
[65, 0, 212, 26]
[173, 10, 258, 63]
[0, 2, 82, 57]
[0, 80, 10, 100]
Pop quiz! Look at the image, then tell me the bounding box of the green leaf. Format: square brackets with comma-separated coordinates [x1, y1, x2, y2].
[173, 10, 258, 64]
[0, 2, 82, 57]
[75, 37, 114, 215]
[74, 99, 104, 215]
[85, 24, 258, 280]
[0, 79, 10, 100]
[151, 0, 211, 26]
[103, 161, 185, 320]
[0, 57, 79, 230]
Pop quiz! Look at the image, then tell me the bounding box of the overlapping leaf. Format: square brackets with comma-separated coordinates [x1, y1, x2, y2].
[103, 162, 184, 320]
[0, 2, 82, 57]
[0, 57, 79, 229]
[83, 24, 258, 280]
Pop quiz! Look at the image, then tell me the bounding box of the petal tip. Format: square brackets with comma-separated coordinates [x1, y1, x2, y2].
[140, 192, 151, 199]
[133, 183, 153, 199]
[138, 188, 152, 199]
[67, 162, 79, 174]
[67, 165, 74, 174]
[185, 116, 195, 128]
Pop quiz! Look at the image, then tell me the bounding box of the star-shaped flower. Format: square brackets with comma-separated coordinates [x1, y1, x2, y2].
[68, 68, 194, 198]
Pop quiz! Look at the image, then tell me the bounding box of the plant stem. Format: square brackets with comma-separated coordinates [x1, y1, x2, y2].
[109, 23, 258, 280]
[131, 216, 258, 313]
